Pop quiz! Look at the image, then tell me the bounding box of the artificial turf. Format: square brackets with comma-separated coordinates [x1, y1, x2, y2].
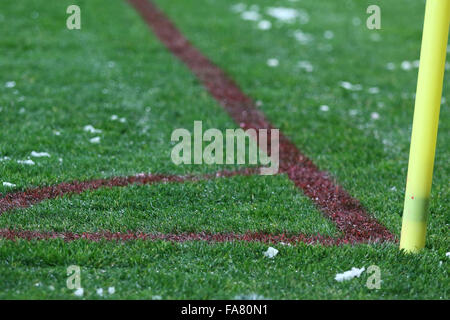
[0, 0, 448, 299]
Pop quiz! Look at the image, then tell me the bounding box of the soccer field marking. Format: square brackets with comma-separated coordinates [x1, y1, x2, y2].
[126, 0, 395, 244]
[0, 229, 353, 245]
[0, 168, 258, 215]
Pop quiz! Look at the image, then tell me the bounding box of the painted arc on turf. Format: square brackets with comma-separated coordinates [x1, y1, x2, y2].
[126, 0, 395, 243]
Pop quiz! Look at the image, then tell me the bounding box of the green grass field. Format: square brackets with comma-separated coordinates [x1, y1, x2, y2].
[0, 0, 448, 299]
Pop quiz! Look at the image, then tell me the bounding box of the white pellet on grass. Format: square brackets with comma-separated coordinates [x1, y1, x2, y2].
[401, 61, 413, 71]
[267, 58, 279, 67]
[89, 136, 101, 144]
[110, 114, 118, 120]
[258, 20, 272, 30]
[267, 7, 309, 24]
[298, 60, 313, 72]
[83, 125, 102, 134]
[17, 159, 35, 165]
[339, 81, 362, 91]
[2, 182, 16, 187]
[386, 62, 396, 71]
[371, 112, 380, 120]
[31, 151, 50, 158]
[335, 267, 365, 282]
[324, 30, 334, 39]
[96, 288, 104, 296]
[241, 11, 260, 21]
[446, 252, 450, 258]
[263, 247, 279, 258]
[320, 105, 329, 112]
[368, 87, 380, 94]
[293, 30, 313, 45]
[152, 295, 162, 300]
[74, 288, 84, 297]
[108, 287, 115, 294]
[5, 81, 16, 88]
[119, 117, 126, 123]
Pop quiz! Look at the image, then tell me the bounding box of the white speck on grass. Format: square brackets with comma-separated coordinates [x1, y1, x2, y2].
[111, 115, 118, 120]
[298, 60, 313, 72]
[0, 156, 11, 162]
[152, 295, 162, 300]
[352, 17, 361, 26]
[446, 252, 450, 258]
[390, 186, 397, 191]
[74, 288, 84, 297]
[335, 267, 365, 282]
[83, 125, 102, 134]
[324, 30, 334, 39]
[263, 247, 279, 258]
[231, 3, 246, 13]
[3, 182, 16, 187]
[320, 105, 329, 112]
[349, 110, 358, 116]
[413, 60, 420, 68]
[19, 108, 25, 114]
[258, 20, 272, 30]
[5, 81, 16, 88]
[267, 7, 309, 24]
[53, 131, 61, 136]
[89, 136, 101, 144]
[48, 285, 55, 291]
[119, 117, 126, 123]
[401, 61, 413, 71]
[293, 30, 313, 45]
[368, 87, 380, 94]
[339, 81, 362, 91]
[241, 11, 260, 21]
[17, 159, 35, 165]
[108, 287, 115, 294]
[31, 151, 50, 158]
[371, 112, 380, 120]
[386, 62, 396, 70]
[96, 288, 104, 296]
[267, 58, 279, 67]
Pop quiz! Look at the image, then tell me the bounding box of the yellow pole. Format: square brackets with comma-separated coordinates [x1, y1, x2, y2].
[400, 0, 450, 253]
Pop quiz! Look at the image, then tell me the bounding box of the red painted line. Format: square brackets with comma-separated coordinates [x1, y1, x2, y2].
[0, 168, 258, 215]
[0, 229, 364, 246]
[126, 0, 395, 243]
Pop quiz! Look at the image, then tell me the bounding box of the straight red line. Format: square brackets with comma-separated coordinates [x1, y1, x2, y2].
[0, 168, 258, 215]
[126, 0, 395, 243]
[0, 229, 360, 245]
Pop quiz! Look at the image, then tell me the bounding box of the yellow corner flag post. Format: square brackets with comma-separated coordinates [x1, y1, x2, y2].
[400, 0, 450, 253]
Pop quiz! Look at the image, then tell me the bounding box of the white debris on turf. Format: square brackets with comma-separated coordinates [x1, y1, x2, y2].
[386, 62, 396, 70]
[324, 30, 334, 39]
[267, 58, 279, 67]
[371, 112, 380, 120]
[89, 136, 101, 144]
[258, 20, 272, 30]
[119, 117, 126, 123]
[368, 87, 380, 94]
[401, 61, 413, 71]
[263, 247, 279, 258]
[0, 156, 11, 162]
[339, 81, 362, 91]
[5, 81, 16, 88]
[83, 125, 102, 133]
[335, 267, 365, 282]
[17, 159, 35, 165]
[231, 3, 246, 13]
[2, 182, 16, 187]
[241, 11, 260, 21]
[298, 60, 313, 72]
[31, 151, 50, 158]
[110, 114, 119, 120]
[446, 252, 450, 258]
[74, 288, 84, 297]
[108, 287, 115, 294]
[320, 105, 329, 112]
[152, 295, 162, 300]
[293, 30, 313, 45]
[267, 7, 309, 24]
[96, 288, 104, 296]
